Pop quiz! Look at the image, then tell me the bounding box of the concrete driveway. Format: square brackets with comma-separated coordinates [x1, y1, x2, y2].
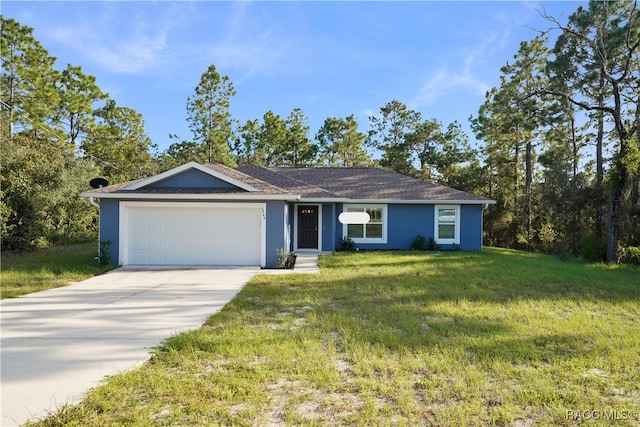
[1, 266, 257, 426]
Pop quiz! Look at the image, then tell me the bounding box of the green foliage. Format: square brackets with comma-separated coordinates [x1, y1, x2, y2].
[405, 119, 476, 184]
[411, 234, 426, 250]
[1, 16, 60, 139]
[186, 64, 236, 166]
[427, 237, 440, 251]
[411, 235, 440, 251]
[545, 1, 640, 263]
[282, 108, 317, 166]
[83, 100, 158, 182]
[580, 231, 606, 262]
[56, 64, 109, 147]
[232, 108, 319, 167]
[274, 248, 296, 269]
[1, 243, 115, 298]
[233, 119, 265, 166]
[537, 222, 557, 254]
[472, 1, 640, 263]
[339, 237, 356, 251]
[275, 248, 287, 268]
[1, 16, 156, 251]
[618, 246, 640, 266]
[411, 235, 442, 251]
[368, 100, 420, 176]
[316, 115, 371, 167]
[0, 135, 99, 250]
[98, 240, 111, 266]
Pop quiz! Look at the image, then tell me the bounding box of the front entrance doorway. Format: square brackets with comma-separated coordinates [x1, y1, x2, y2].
[297, 205, 319, 249]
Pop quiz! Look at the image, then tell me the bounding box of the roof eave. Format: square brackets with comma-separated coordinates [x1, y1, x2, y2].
[299, 197, 496, 205]
[81, 192, 301, 201]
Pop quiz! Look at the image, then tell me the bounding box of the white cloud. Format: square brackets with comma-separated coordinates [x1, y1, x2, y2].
[411, 15, 516, 109]
[200, 3, 298, 81]
[45, 3, 191, 74]
[412, 51, 491, 107]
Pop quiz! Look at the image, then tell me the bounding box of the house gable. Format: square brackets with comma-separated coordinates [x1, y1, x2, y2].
[147, 168, 239, 190]
[124, 162, 258, 192]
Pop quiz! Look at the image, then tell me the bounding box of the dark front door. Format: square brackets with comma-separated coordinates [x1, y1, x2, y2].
[297, 205, 318, 249]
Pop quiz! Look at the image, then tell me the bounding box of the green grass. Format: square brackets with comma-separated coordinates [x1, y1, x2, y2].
[29, 249, 639, 426]
[1, 242, 116, 298]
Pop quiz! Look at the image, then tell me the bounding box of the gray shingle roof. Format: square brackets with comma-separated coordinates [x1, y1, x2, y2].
[238, 166, 490, 202]
[84, 162, 290, 196]
[84, 162, 491, 203]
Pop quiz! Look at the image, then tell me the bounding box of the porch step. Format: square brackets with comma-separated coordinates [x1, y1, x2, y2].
[260, 253, 320, 275]
[293, 254, 320, 274]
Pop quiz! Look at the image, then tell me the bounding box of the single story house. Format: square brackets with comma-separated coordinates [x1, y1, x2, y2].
[82, 161, 495, 267]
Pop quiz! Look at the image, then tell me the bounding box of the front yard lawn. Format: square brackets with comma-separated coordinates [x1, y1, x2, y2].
[1, 243, 115, 299]
[30, 249, 639, 426]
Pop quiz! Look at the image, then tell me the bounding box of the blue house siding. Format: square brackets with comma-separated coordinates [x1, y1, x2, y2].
[336, 204, 434, 251]
[334, 203, 344, 251]
[459, 204, 483, 251]
[285, 203, 294, 252]
[387, 204, 435, 249]
[149, 169, 238, 189]
[99, 199, 120, 265]
[265, 201, 287, 267]
[333, 203, 485, 252]
[321, 203, 335, 252]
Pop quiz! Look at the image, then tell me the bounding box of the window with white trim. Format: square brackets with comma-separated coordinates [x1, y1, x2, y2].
[343, 204, 387, 243]
[435, 205, 460, 244]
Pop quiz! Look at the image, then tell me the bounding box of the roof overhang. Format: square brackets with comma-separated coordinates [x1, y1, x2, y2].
[81, 192, 301, 201]
[123, 161, 259, 192]
[298, 198, 497, 205]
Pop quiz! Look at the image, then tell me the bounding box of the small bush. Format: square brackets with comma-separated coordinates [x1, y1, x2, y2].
[427, 237, 440, 251]
[275, 248, 296, 269]
[340, 237, 356, 251]
[580, 232, 605, 261]
[618, 246, 640, 265]
[411, 235, 426, 250]
[98, 240, 111, 266]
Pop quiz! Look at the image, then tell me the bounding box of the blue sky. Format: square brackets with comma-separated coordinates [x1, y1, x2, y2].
[4, 1, 586, 154]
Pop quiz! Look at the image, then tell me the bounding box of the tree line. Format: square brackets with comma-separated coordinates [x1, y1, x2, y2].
[2, 1, 639, 264]
[471, 1, 639, 264]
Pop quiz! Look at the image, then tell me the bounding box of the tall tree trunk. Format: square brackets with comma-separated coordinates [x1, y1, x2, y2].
[513, 142, 519, 218]
[525, 139, 533, 250]
[595, 73, 605, 243]
[606, 167, 626, 263]
[605, 79, 631, 264]
[570, 109, 578, 187]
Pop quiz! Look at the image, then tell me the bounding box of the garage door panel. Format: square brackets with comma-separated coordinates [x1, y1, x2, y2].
[124, 204, 263, 266]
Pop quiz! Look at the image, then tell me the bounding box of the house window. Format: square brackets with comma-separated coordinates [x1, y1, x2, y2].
[435, 205, 460, 245]
[343, 204, 387, 243]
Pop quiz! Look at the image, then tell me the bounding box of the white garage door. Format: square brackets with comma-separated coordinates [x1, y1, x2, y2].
[121, 203, 264, 266]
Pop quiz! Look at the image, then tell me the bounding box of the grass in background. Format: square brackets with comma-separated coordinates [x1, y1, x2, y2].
[30, 249, 639, 426]
[1, 242, 115, 298]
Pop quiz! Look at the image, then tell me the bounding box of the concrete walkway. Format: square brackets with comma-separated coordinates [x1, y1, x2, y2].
[1, 266, 257, 426]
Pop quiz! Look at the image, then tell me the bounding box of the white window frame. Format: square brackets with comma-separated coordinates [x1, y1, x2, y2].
[435, 205, 460, 245]
[342, 204, 387, 244]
